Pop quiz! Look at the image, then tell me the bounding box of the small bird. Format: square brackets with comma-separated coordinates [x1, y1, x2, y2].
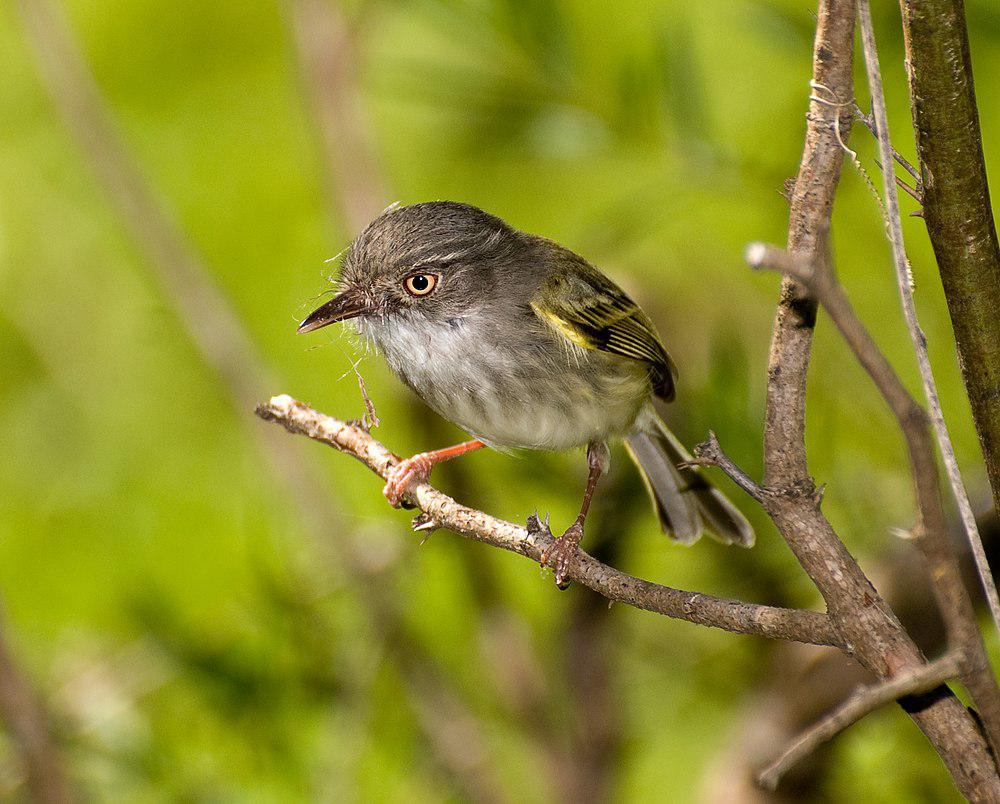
[299, 202, 753, 585]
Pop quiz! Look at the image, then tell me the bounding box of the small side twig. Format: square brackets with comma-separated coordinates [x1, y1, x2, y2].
[874, 159, 924, 204]
[853, 104, 923, 188]
[757, 649, 964, 790]
[683, 431, 767, 503]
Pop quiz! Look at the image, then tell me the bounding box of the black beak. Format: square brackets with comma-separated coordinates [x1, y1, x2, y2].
[297, 288, 372, 333]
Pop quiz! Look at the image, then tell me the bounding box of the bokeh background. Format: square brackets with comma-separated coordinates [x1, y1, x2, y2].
[2, 0, 1000, 800]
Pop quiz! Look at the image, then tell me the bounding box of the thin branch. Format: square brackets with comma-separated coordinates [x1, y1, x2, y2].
[748, 235, 1000, 762]
[857, 0, 1000, 643]
[684, 431, 768, 503]
[756, 0, 920, 711]
[746, 243, 813, 283]
[857, 0, 1000, 754]
[757, 650, 964, 791]
[874, 159, 924, 204]
[853, 104, 923, 187]
[255, 395, 842, 647]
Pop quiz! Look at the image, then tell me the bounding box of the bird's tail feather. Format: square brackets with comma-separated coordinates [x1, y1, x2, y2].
[625, 415, 754, 547]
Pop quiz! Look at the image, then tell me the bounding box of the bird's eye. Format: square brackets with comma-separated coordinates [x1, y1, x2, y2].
[403, 273, 439, 297]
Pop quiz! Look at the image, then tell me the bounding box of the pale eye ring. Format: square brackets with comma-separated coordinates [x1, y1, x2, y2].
[403, 272, 439, 297]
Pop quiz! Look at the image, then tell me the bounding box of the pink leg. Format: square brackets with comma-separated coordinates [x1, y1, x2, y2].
[540, 441, 610, 587]
[383, 439, 485, 507]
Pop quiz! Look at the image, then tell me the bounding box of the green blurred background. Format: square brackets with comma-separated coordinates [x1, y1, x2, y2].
[2, 0, 999, 800]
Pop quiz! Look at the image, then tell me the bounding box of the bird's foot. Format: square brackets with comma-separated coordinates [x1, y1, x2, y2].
[528, 514, 584, 589]
[383, 453, 433, 507]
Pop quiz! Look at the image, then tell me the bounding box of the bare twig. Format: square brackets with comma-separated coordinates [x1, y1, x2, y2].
[748, 234, 1000, 754]
[874, 159, 923, 204]
[857, 0, 1000, 643]
[255, 395, 841, 647]
[853, 105, 923, 188]
[685, 432, 768, 503]
[757, 650, 964, 790]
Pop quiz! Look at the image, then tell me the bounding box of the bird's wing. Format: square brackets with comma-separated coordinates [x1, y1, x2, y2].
[529, 251, 678, 401]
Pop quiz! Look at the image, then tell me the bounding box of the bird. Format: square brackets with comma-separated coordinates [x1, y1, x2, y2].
[298, 201, 753, 585]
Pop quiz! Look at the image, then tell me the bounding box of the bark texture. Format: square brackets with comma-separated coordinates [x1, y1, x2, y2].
[900, 0, 1000, 514]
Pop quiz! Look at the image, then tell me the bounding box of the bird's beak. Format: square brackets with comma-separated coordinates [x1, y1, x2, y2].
[297, 288, 372, 333]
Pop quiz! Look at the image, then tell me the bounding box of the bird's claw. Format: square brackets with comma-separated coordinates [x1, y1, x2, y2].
[383, 454, 432, 507]
[529, 514, 583, 590]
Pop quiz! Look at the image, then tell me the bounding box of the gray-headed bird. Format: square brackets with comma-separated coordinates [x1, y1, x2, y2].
[299, 202, 753, 585]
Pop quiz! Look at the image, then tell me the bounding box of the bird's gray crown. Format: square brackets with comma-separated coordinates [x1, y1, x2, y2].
[340, 201, 523, 287]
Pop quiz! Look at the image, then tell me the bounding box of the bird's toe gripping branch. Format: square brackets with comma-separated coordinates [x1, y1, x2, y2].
[527, 512, 583, 590]
[383, 454, 434, 507]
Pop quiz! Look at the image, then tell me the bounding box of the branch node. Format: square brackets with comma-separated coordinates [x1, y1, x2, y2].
[744, 243, 817, 287]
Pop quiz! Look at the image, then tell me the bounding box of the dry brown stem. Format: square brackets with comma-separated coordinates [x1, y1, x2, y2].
[255, 395, 841, 646]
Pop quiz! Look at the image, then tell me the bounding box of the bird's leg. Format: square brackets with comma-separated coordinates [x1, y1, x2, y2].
[383, 439, 485, 507]
[540, 441, 609, 587]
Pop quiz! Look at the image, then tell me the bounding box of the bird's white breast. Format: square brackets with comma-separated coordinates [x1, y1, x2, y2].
[360, 312, 649, 451]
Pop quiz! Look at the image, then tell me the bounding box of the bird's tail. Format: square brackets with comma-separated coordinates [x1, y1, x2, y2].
[624, 411, 754, 547]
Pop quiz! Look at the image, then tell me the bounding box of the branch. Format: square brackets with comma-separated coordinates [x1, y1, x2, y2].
[853, 104, 923, 188]
[756, 0, 917, 700]
[746, 0, 1000, 795]
[685, 432, 767, 503]
[858, 0, 1000, 648]
[757, 650, 964, 791]
[255, 395, 842, 647]
[899, 0, 1000, 518]
[857, 0, 1000, 752]
[748, 232, 1000, 749]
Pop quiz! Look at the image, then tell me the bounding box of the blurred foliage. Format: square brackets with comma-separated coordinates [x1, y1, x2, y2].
[1, 0, 999, 800]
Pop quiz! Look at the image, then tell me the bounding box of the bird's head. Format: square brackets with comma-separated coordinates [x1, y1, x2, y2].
[297, 201, 525, 334]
